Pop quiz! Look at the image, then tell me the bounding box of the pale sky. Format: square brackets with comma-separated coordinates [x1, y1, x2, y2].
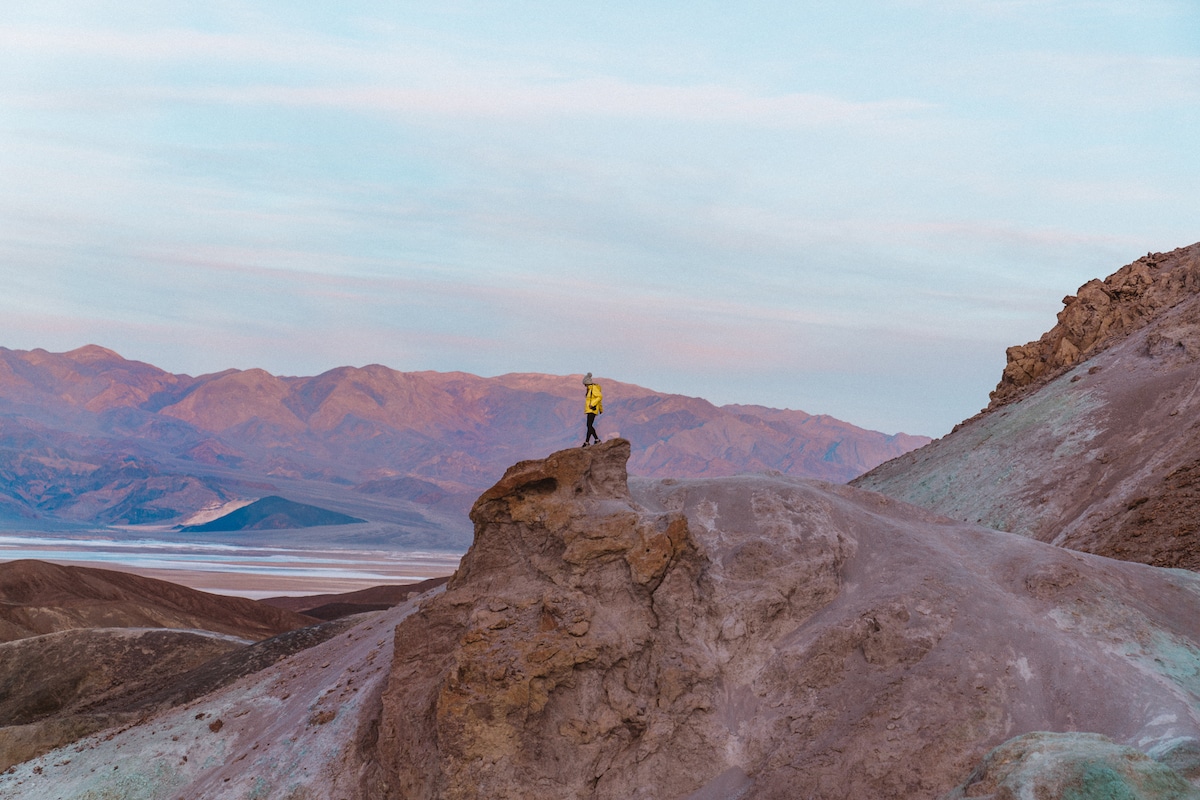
[2, 1, 1197, 436]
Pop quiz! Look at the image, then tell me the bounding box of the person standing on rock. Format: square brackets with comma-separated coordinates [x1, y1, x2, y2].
[582, 372, 603, 446]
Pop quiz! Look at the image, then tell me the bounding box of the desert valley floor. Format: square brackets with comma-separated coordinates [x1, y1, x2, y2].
[0, 531, 462, 598]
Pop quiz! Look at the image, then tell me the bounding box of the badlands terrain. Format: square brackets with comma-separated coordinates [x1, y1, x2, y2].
[2, 242, 1200, 798]
[3, 438, 1200, 798]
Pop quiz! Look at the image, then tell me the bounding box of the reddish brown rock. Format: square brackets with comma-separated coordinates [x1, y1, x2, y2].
[989, 243, 1200, 410]
[377, 439, 714, 799]
[368, 438, 1200, 799]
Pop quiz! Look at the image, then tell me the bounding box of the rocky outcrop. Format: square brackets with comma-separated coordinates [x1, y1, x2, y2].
[989, 243, 1200, 409]
[376, 439, 716, 799]
[371, 439, 1200, 798]
[855, 240, 1200, 570]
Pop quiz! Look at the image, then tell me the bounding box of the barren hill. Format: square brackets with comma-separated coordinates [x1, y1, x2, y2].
[0, 559, 314, 643]
[0, 615, 359, 772]
[855, 242, 1200, 569]
[7, 442, 1200, 798]
[179, 495, 365, 532]
[260, 575, 450, 620]
[0, 346, 927, 546]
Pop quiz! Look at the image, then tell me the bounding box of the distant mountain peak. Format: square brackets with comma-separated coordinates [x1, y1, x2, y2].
[65, 344, 124, 361]
[0, 346, 928, 541]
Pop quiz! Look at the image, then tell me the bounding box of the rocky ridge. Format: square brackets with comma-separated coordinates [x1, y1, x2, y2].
[260, 575, 450, 620]
[0, 627, 247, 771]
[988, 243, 1200, 410]
[0, 560, 331, 771]
[0, 601, 407, 800]
[0, 560, 315, 644]
[855, 240, 1200, 570]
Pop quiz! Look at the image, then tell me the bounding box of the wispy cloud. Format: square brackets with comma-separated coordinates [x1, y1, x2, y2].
[0, 19, 932, 128]
[0, 24, 353, 66]
[165, 81, 932, 128]
[991, 52, 1200, 111]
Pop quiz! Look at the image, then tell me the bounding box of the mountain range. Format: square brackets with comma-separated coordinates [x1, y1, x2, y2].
[0, 347, 927, 547]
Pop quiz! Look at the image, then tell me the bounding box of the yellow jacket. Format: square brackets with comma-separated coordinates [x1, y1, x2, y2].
[585, 382, 603, 415]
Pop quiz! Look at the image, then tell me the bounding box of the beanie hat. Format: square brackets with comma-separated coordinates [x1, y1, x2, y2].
[582, 372, 593, 385]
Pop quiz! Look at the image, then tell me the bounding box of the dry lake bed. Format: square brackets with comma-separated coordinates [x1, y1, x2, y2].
[0, 531, 462, 598]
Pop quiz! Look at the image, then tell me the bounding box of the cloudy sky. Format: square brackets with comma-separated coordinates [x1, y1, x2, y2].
[2, 1, 1197, 436]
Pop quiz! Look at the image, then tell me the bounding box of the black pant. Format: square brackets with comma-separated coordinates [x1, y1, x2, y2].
[585, 413, 599, 443]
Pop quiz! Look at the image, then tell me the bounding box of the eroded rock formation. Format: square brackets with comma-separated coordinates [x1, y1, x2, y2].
[989, 243, 1200, 409]
[370, 439, 1200, 798]
[377, 439, 715, 798]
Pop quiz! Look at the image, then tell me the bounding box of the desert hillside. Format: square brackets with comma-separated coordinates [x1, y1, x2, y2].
[0, 559, 314, 643]
[855, 242, 1200, 569]
[0, 561, 447, 772]
[6, 441, 1200, 798]
[0, 347, 927, 547]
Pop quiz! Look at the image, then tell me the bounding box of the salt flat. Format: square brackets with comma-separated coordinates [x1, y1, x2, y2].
[0, 532, 462, 598]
